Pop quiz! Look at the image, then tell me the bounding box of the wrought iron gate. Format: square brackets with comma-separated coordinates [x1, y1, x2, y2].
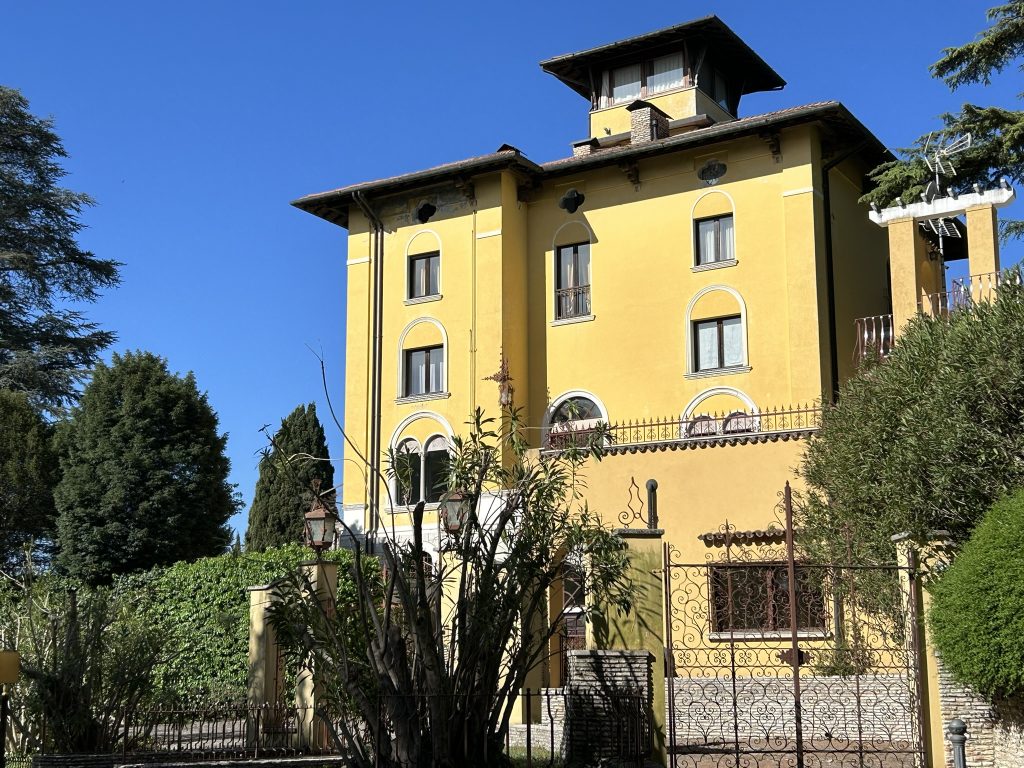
[663, 485, 926, 768]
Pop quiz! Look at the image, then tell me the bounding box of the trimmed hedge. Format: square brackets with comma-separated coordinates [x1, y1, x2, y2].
[122, 544, 353, 703]
[929, 488, 1024, 697]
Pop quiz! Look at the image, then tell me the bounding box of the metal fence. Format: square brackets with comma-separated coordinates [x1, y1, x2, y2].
[598, 404, 821, 452]
[18, 688, 648, 766]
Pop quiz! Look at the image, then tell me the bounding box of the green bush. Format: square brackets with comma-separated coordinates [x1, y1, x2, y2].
[123, 544, 353, 703]
[929, 488, 1024, 697]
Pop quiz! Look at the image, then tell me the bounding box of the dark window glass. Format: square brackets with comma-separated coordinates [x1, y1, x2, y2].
[555, 243, 591, 319]
[693, 315, 743, 371]
[394, 442, 422, 505]
[409, 252, 440, 299]
[423, 446, 449, 503]
[710, 564, 826, 632]
[695, 214, 735, 265]
[552, 397, 601, 423]
[404, 345, 444, 396]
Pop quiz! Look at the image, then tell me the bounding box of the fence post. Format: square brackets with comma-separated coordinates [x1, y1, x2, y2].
[948, 719, 967, 768]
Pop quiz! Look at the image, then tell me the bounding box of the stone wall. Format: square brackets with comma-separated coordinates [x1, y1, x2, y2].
[938, 661, 1024, 768]
[564, 650, 653, 765]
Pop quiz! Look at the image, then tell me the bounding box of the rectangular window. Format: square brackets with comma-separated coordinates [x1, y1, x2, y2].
[710, 564, 826, 633]
[408, 252, 440, 299]
[695, 215, 735, 265]
[555, 242, 591, 320]
[694, 315, 742, 371]
[610, 63, 642, 104]
[648, 52, 684, 94]
[404, 345, 443, 396]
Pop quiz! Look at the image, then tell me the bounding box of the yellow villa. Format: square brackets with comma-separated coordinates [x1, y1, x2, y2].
[293, 15, 896, 556]
[290, 15, 1015, 767]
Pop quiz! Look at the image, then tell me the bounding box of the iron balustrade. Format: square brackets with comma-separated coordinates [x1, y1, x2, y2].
[573, 405, 821, 452]
[854, 314, 895, 362]
[921, 266, 1022, 317]
[555, 285, 591, 320]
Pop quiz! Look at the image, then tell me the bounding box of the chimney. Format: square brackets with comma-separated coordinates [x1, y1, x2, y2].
[572, 138, 599, 157]
[626, 100, 670, 145]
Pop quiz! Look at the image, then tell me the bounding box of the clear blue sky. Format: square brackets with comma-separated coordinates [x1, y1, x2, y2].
[2, 1, 1020, 536]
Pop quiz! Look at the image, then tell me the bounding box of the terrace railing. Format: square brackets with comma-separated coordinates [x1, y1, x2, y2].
[576, 404, 821, 453]
[921, 266, 1023, 317]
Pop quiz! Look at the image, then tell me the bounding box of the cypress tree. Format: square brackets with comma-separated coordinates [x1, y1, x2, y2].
[245, 403, 334, 551]
[54, 351, 237, 584]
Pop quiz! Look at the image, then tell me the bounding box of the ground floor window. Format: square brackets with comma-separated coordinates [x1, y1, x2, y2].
[710, 563, 826, 633]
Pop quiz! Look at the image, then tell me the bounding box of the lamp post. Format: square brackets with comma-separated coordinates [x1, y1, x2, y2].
[304, 495, 338, 558]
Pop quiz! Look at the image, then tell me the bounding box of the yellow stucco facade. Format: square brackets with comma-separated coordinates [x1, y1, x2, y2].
[294, 14, 911, 739]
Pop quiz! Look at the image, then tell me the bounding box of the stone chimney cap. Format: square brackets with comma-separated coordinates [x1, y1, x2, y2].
[624, 100, 671, 119]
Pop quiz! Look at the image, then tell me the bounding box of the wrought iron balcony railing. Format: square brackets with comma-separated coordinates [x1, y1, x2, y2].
[854, 313, 895, 362]
[544, 404, 821, 453]
[555, 285, 591, 320]
[921, 267, 1022, 317]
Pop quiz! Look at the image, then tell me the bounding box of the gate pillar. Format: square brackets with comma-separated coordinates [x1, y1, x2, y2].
[894, 532, 954, 768]
[593, 524, 667, 766]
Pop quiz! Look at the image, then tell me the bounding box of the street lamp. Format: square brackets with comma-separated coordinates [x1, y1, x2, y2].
[439, 490, 472, 534]
[304, 495, 338, 557]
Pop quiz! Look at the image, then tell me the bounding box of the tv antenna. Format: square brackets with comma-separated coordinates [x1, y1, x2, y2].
[919, 132, 971, 259]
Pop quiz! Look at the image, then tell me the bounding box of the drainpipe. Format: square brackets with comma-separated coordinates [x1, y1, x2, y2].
[821, 140, 868, 403]
[353, 191, 384, 551]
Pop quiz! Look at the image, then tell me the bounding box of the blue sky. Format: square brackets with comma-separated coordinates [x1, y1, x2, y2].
[3, 1, 1020, 536]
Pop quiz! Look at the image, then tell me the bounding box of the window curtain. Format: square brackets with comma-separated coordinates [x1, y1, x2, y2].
[611, 64, 641, 103]
[698, 220, 717, 264]
[427, 255, 440, 295]
[427, 348, 443, 392]
[697, 321, 719, 369]
[722, 317, 743, 367]
[720, 217, 735, 261]
[649, 53, 683, 94]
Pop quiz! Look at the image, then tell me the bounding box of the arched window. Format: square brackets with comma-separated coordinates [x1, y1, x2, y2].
[546, 393, 607, 449]
[691, 190, 737, 269]
[406, 230, 442, 302]
[552, 396, 602, 424]
[398, 318, 448, 399]
[391, 435, 450, 506]
[684, 286, 749, 376]
[552, 222, 594, 323]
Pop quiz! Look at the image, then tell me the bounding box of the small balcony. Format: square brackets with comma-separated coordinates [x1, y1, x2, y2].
[854, 314, 895, 362]
[920, 269, 1019, 316]
[555, 285, 591, 320]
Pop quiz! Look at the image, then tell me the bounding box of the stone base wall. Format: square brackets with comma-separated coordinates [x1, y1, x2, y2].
[564, 650, 653, 764]
[667, 674, 917, 745]
[938, 661, 1024, 768]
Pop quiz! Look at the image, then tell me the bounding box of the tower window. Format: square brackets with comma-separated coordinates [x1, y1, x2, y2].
[409, 251, 440, 299]
[404, 346, 444, 396]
